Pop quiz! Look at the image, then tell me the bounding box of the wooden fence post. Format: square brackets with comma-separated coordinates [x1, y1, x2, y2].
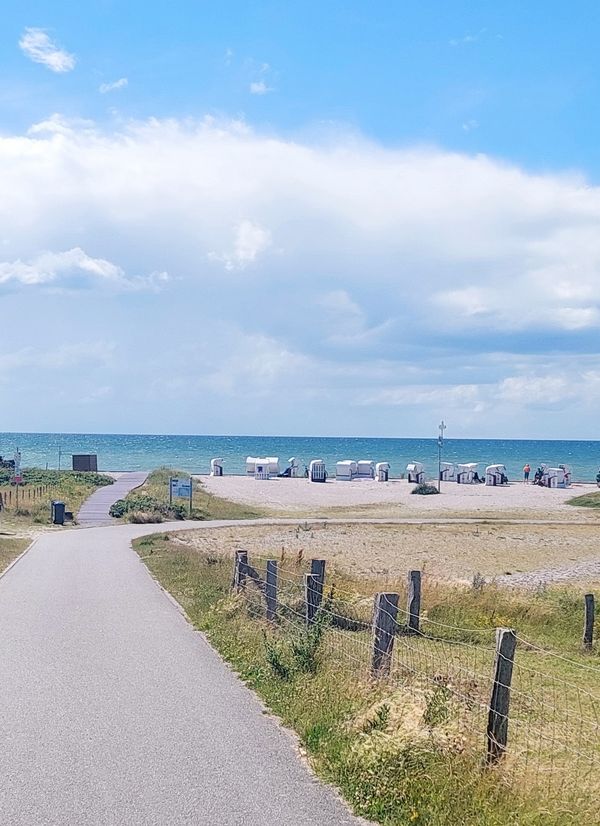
[310, 558, 326, 603]
[583, 593, 595, 650]
[232, 550, 248, 592]
[266, 560, 278, 621]
[371, 592, 399, 677]
[407, 570, 421, 633]
[304, 573, 321, 625]
[487, 627, 517, 764]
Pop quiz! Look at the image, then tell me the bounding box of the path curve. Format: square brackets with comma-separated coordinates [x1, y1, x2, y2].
[0, 520, 367, 826]
[77, 471, 149, 526]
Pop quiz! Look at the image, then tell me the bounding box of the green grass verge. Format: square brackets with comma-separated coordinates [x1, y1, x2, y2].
[0, 469, 114, 528]
[112, 467, 263, 523]
[567, 491, 600, 508]
[133, 533, 596, 824]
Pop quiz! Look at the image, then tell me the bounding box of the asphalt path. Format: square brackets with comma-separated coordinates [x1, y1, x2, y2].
[77, 472, 149, 526]
[0, 521, 365, 825]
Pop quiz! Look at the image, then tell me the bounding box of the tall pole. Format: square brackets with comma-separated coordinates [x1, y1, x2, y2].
[437, 420, 446, 492]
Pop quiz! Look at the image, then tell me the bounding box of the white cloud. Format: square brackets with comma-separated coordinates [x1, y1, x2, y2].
[249, 81, 273, 95]
[2, 115, 600, 435]
[0, 247, 168, 291]
[99, 78, 128, 94]
[208, 220, 272, 271]
[19, 28, 75, 73]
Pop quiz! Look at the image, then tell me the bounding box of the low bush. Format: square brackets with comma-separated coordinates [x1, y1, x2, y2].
[109, 495, 187, 522]
[411, 482, 440, 495]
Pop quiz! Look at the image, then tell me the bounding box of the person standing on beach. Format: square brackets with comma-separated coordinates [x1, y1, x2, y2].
[523, 463, 531, 483]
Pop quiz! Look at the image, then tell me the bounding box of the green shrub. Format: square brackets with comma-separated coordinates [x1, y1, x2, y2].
[109, 495, 187, 521]
[411, 483, 440, 495]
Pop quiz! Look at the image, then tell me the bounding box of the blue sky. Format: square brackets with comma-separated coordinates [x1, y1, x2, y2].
[1, 2, 600, 438]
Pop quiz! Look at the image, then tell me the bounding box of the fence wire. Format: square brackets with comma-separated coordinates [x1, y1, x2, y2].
[234, 555, 600, 810]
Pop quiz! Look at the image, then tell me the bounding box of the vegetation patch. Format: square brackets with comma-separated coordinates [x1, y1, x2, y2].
[0, 536, 30, 573]
[567, 491, 600, 509]
[411, 483, 440, 495]
[133, 534, 599, 824]
[0, 469, 114, 528]
[113, 467, 264, 523]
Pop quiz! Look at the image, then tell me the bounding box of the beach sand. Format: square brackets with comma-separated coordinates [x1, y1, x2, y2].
[191, 476, 600, 586]
[200, 475, 600, 521]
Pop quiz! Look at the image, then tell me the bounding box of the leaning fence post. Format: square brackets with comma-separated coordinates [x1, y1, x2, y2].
[487, 627, 517, 764]
[371, 592, 399, 677]
[407, 570, 421, 633]
[232, 550, 248, 592]
[583, 593, 595, 650]
[266, 560, 278, 621]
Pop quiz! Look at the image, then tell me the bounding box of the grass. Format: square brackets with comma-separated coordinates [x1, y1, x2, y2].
[112, 467, 264, 523]
[0, 536, 30, 573]
[133, 532, 600, 824]
[568, 491, 600, 508]
[0, 468, 114, 529]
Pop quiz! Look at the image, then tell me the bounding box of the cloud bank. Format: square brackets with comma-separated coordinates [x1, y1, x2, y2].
[1, 115, 599, 435]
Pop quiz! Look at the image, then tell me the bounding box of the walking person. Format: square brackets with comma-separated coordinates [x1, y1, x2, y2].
[523, 462, 531, 484]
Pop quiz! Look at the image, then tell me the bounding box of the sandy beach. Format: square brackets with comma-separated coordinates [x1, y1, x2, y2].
[199, 475, 599, 521]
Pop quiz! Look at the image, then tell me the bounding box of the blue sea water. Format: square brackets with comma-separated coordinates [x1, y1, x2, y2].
[1, 432, 600, 482]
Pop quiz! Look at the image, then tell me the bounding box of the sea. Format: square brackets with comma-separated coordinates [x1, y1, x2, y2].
[1, 432, 600, 482]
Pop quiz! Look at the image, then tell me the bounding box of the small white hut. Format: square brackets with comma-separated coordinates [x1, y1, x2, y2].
[456, 463, 479, 484]
[406, 462, 425, 484]
[210, 458, 224, 477]
[356, 460, 375, 479]
[309, 459, 327, 483]
[376, 462, 390, 482]
[485, 464, 507, 486]
[336, 460, 358, 481]
[287, 457, 299, 478]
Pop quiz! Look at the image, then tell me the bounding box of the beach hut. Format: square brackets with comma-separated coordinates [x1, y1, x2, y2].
[547, 467, 571, 488]
[210, 458, 224, 477]
[279, 457, 299, 478]
[376, 462, 390, 482]
[559, 464, 572, 486]
[406, 462, 425, 484]
[309, 459, 327, 483]
[246, 457, 258, 475]
[439, 462, 456, 482]
[485, 464, 508, 486]
[456, 463, 479, 484]
[336, 460, 358, 481]
[247, 456, 279, 477]
[357, 460, 375, 479]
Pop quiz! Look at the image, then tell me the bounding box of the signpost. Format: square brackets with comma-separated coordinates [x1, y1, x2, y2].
[169, 476, 193, 516]
[437, 420, 446, 492]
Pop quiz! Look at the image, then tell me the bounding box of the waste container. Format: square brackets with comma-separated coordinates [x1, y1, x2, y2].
[51, 500, 65, 525]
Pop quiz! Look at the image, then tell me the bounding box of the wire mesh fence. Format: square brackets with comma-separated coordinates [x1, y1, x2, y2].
[231, 550, 600, 809]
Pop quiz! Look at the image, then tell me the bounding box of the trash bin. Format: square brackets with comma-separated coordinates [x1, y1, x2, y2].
[51, 500, 65, 525]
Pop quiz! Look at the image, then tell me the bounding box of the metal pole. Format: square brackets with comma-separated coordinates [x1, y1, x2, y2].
[169, 477, 173, 506]
[437, 419, 446, 493]
[189, 476, 193, 517]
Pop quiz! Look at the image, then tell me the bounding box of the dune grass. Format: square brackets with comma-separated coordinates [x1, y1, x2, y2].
[0, 468, 114, 528]
[112, 467, 264, 523]
[134, 531, 600, 824]
[568, 491, 600, 509]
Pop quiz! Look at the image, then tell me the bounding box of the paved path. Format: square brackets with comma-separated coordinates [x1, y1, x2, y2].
[77, 472, 149, 526]
[0, 521, 365, 825]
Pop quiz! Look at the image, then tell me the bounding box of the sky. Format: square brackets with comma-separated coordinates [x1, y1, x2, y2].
[1, 1, 600, 439]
